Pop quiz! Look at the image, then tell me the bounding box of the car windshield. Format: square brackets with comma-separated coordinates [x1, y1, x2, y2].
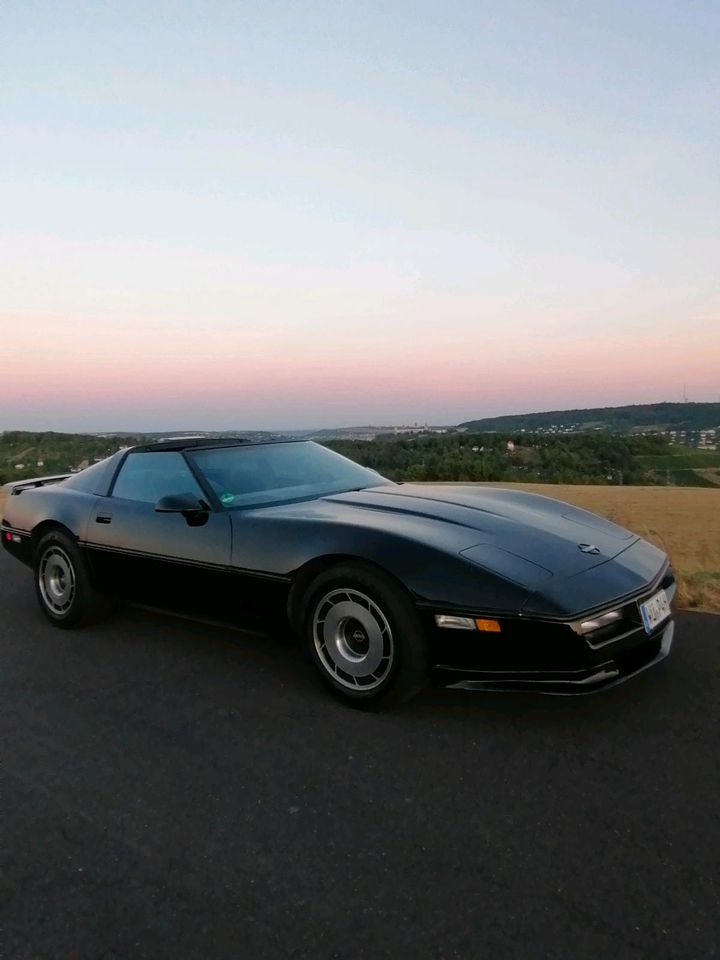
[188, 441, 392, 508]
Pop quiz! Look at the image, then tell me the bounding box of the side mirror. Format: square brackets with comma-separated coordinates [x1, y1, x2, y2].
[154, 492, 207, 514]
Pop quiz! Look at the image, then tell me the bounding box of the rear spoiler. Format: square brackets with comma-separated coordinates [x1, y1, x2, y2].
[4, 474, 72, 496]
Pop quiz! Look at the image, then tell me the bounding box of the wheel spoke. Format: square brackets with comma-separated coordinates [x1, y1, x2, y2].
[38, 545, 76, 615]
[312, 586, 394, 692]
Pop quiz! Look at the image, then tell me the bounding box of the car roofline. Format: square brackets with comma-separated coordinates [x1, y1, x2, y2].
[129, 436, 306, 453]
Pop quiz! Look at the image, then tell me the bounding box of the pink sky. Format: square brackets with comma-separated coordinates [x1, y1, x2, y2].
[2, 2, 718, 430]
[3, 303, 718, 430]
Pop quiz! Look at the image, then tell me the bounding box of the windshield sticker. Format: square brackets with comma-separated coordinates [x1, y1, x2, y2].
[220, 492, 235, 505]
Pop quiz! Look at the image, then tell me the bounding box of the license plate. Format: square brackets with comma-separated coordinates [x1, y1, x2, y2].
[639, 589, 671, 634]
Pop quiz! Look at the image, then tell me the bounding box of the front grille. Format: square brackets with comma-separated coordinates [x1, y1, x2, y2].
[583, 564, 675, 651]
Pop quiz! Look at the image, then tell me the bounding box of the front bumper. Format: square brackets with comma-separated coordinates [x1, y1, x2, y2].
[429, 560, 676, 695]
[437, 618, 674, 695]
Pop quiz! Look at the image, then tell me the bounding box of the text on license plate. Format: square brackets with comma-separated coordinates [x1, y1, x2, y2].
[639, 589, 671, 634]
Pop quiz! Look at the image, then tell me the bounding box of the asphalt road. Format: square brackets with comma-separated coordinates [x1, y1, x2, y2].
[1, 549, 718, 960]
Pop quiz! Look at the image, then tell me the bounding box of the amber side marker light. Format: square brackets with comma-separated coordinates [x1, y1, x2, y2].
[434, 615, 501, 633]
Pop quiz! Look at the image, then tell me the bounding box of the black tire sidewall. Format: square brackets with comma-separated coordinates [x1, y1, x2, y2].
[303, 563, 429, 706]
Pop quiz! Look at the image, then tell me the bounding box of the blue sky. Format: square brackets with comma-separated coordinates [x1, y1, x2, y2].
[1, 0, 718, 430]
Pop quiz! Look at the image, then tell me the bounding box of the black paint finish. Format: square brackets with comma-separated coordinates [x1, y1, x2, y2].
[1, 439, 675, 690]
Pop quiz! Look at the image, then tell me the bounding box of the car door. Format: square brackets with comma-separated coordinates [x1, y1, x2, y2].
[83, 450, 232, 615]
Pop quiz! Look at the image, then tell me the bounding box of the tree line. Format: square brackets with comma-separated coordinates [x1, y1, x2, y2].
[1, 429, 714, 488]
[0, 431, 143, 485]
[325, 432, 687, 485]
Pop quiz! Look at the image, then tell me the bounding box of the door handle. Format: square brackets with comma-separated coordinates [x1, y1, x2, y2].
[95, 514, 113, 524]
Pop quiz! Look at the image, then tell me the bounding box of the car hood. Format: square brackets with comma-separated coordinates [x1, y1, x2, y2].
[326, 484, 637, 578]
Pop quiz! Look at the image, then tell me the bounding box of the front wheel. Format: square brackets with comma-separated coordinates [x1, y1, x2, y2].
[34, 530, 110, 628]
[303, 563, 430, 707]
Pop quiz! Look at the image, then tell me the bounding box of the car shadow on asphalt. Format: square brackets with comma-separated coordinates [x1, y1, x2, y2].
[100, 601, 683, 735]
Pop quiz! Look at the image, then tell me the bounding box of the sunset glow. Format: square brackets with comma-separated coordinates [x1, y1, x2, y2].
[2, 1, 718, 430]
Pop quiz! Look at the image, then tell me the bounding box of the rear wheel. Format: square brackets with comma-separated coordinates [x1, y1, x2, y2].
[34, 529, 110, 628]
[303, 563, 429, 707]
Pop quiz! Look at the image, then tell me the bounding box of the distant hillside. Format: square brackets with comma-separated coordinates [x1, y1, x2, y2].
[3, 426, 720, 489]
[0, 431, 145, 484]
[459, 402, 720, 433]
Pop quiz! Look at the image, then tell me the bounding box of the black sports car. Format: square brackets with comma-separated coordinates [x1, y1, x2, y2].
[2, 437, 675, 706]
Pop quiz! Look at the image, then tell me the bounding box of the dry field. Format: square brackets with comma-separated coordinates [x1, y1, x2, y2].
[1, 485, 718, 612]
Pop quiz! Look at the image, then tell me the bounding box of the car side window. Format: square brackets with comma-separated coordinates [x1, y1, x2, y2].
[111, 452, 206, 505]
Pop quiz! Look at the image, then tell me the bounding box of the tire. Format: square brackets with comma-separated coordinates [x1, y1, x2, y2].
[302, 562, 430, 707]
[34, 529, 110, 628]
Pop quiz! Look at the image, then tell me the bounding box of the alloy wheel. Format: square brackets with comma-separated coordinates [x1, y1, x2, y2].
[38, 546, 76, 615]
[312, 588, 395, 690]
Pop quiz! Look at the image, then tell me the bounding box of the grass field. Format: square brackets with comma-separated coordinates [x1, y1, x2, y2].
[1, 484, 718, 612]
